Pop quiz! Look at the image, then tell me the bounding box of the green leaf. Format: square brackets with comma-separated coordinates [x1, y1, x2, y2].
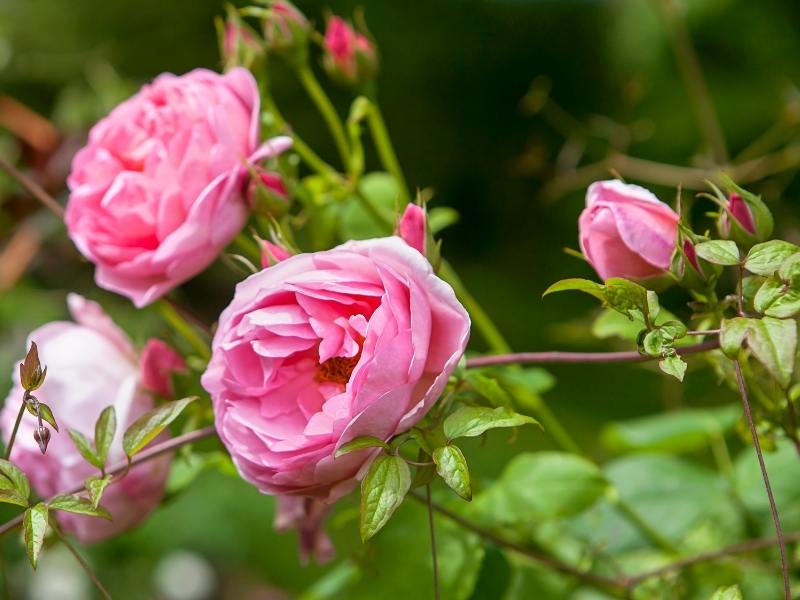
[709, 585, 742, 600]
[335, 436, 390, 458]
[68, 429, 102, 470]
[659, 354, 687, 381]
[542, 278, 605, 301]
[427, 207, 460, 234]
[695, 240, 741, 265]
[603, 278, 649, 318]
[720, 317, 749, 357]
[23, 503, 48, 569]
[433, 445, 472, 501]
[85, 475, 112, 509]
[360, 454, 411, 541]
[745, 240, 799, 276]
[122, 397, 195, 458]
[93, 406, 116, 467]
[444, 406, 539, 440]
[464, 373, 513, 408]
[754, 276, 800, 318]
[0, 489, 28, 508]
[601, 405, 741, 454]
[0, 458, 30, 500]
[49, 495, 111, 519]
[747, 317, 797, 388]
[494, 452, 608, 520]
[25, 402, 58, 432]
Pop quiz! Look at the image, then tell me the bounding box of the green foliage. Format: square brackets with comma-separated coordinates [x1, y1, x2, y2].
[94, 406, 116, 467]
[335, 436, 390, 458]
[720, 316, 796, 387]
[433, 445, 472, 500]
[464, 372, 514, 408]
[443, 406, 539, 440]
[26, 402, 58, 432]
[122, 397, 195, 458]
[86, 475, 112, 509]
[359, 454, 411, 541]
[745, 240, 799, 276]
[694, 240, 740, 266]
[601, 405, 740, 454]
[49, 494, 111, 519]
[23, 503, 48, 569]
[710, 585, 743, 600]
[0, 459, 30, 507]
[68, 428, 102, 470]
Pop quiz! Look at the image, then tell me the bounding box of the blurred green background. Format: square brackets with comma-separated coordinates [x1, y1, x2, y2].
[1, 0, 800, 598]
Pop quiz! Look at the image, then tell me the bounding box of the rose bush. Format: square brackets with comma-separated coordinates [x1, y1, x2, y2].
[65, 67, 291, 307]
[202, 237, 470, 501]
[578, 179, 679, 280]
[1, 295, 181, 543]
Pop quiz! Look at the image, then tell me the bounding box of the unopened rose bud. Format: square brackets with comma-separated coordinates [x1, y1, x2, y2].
[322, 16, 379, 87]
[715, 178, 773, 248]
[247, 170, 290, 218]
[260, 239, 293, 268]
[671, 233, 722, 291]
[19, 342, 46, 392]
[217, 5, 265, 70]
[397, 204, 426, 256]
[263, 1, 310, 59]
[33, 426, 50, 455]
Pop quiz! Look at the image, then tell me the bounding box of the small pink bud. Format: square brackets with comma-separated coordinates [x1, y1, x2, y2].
[322, 16, 379, 86]
[263, 1, 309, 54]
[219, 7, 264, 69]
[682, 239, 703, 276]
[397, 204, 426, 256]
[247, 170, 290, 217]
[726, 193, 756, 235]
[260, 240, 293, 268]
[33, 426, 50, 455]
[140, 339, 187, 398]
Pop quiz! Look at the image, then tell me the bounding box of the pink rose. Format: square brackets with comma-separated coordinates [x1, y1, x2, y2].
[579, 180, 679, 280]
[322, 16, 378, 86]
[397, 203, 426, 256]
[1, 295, 182, 543]
[65, 67, 291, 307]
[202, 237, 470, 501]
[720, 192, 756, 236]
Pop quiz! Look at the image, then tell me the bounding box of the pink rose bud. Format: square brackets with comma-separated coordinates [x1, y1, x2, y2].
[219, 6, 264, 69]
[579, 180, 679, 280]
[259, 239, 293, 268]
[65, 68, 291, 307]
[397, 203, 426, 255]
[322, 16, 379, 87]
[683, 239, 703, 276]
[274, 496, 334, 564]
[202, 238, 470, 502]
[247, 169, 290, 217]
[1, 294, 171, 543]
[720, 193, 756, 237]
[140, 338, 187, 398]
[263, 1, 309, 56]
[713, 178, 773, 247]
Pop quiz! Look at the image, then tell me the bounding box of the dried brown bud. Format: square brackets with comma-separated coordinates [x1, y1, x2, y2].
[19, 342, 46, 392]
[33, 426, 50, 455]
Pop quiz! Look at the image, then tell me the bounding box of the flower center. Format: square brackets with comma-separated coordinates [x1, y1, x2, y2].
[316, 353, 360, 385]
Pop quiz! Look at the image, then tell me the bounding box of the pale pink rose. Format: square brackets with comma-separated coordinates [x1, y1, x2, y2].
[397, 203, 426, 256]
[1, 294, 179, 543]
[202, 237, 470, 501]
[65, 67, 291, 307]
[579, 180, 679, 280]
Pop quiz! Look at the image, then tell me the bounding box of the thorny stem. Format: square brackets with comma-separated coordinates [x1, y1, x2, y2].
[51, 523, 112, 600]
[0, 156, 64, 218]
[425, 485, 440, 600]
[733, 359, 790, 600]
[0, 426, 217, 538]
[4, 393, 28, 459]
[464, 338, 720, 368]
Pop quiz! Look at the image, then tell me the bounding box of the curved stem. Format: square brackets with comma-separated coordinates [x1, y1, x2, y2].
[363, 98, 410, 203]
[733, 359, 790, 600]
[51, 522, 112, 600]
[4, 397, 26, 459]
[158, 300, 211, 361]
[0, 426, 217, 538]
[465, 339, 719, 368]
[425, 485, 440, 600]
[297, 66, 351, 171]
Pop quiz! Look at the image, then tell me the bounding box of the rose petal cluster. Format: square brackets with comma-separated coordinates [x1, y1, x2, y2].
[322, 16, 378, 86]
[0, 295, 182, 543]
[66, 67, 290, 307]
[202, 237, 470, 501]
[579, 180, 679, 280]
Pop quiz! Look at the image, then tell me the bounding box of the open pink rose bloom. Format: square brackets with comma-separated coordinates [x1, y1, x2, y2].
[202, 237, 470, 501]
[65, 67, 290, 307]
